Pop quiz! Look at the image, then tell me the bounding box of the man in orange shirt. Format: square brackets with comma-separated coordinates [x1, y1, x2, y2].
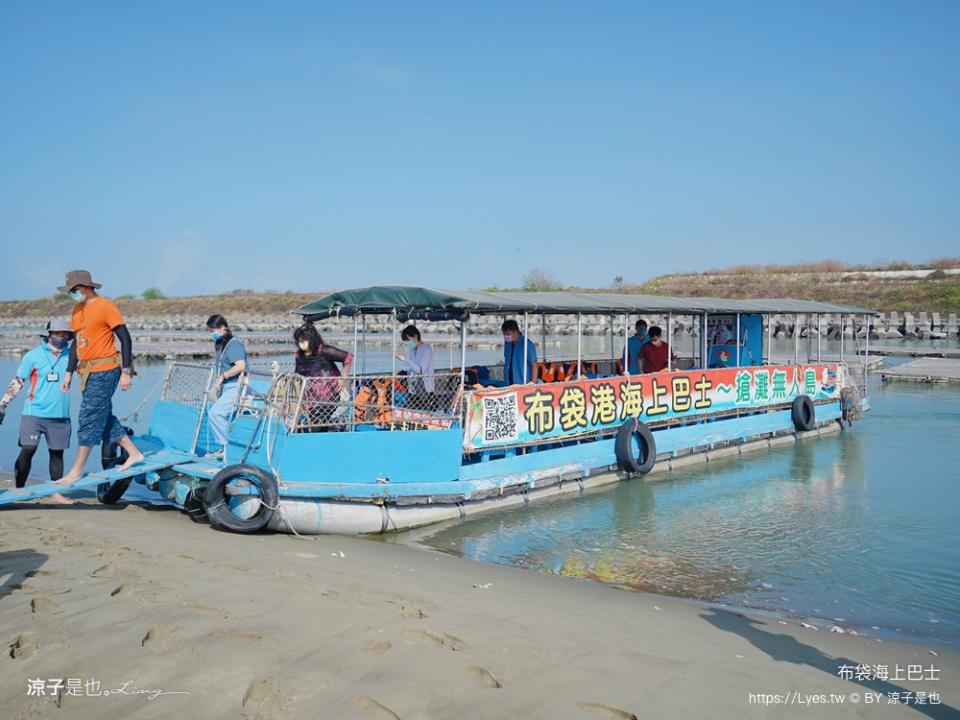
[55, 270, 143, 489]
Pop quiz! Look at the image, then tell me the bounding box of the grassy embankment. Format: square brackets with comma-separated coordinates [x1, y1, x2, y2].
[625, 259, 960, 313]
[2, 260, 959, 317]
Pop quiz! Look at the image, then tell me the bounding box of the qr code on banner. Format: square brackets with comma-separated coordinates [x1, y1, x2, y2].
[483, 394, 519, 442]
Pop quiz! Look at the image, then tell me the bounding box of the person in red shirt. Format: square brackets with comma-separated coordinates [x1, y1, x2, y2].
[638, 326, 678, 373]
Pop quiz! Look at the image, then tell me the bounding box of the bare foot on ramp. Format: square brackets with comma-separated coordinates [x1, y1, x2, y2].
[117, 450, 145, 471]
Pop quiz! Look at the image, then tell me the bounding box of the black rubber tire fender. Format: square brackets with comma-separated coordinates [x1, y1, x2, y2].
[615, 419, 657, 475]
[791, 395, 816, 432]
[203, 463, 278, 533]
[98, 426, 134, 505]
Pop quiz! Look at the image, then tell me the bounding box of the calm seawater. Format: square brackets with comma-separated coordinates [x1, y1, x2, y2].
[417, 365, 960, 648]
[2, 338, 958, 646]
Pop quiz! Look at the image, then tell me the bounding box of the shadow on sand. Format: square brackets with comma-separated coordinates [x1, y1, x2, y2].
[701, 608, 956, 720]
[0, 549, 50, 602]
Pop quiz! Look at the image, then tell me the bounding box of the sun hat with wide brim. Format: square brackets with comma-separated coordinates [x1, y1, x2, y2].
[41, 318, 75, 339]
[58, 269, 102, 293]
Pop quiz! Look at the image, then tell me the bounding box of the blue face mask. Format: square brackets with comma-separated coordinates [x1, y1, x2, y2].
[69, 289, 85, 302]
[48, 336, 68, 350]
[638, 327, 647, 337]
[210, 331, 223, 341]
[405, 340, 416, 351]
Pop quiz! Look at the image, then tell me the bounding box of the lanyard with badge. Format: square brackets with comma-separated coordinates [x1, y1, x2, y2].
[42, 348, 67, 384]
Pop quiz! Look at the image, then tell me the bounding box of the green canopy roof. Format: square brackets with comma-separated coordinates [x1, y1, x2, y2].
[294, 286, 874, 319]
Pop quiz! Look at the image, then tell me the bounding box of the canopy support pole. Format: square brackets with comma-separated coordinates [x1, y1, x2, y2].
[702, 312, 708, 370]
[840, 315, 845, 362]
[690, 314, 696, 366]
[735, 313, 740, 367]
[766, 313, 772, 365]
[352, 314, 360, 379]
[576, 313, 582, 377]
[864, 313, 870, 391]
[459, 320, 467, 388]
[361, 314, 367, 375]
[541, 314, 547, 363]
[609, 315, 615, 366]
[794, 313, 800, 364]
[623, 314, 629, 374]
[351, 315, 359, 431]
[522, 312, 529, 383]
[667, 311, 673, 372]
[816, 314, 821, 362]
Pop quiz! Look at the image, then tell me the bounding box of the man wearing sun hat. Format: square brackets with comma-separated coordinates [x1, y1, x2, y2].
[0, 320, 75, 499]
[55, 269, 143, 488]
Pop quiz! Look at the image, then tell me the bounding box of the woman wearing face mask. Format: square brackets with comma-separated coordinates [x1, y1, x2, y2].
[293, 324, 353, 429]
[395, 326, 435, 407]
[0, 320, 75, 499]
[206, 314, 247, 454]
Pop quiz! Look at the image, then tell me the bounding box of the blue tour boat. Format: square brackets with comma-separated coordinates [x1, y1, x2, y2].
[0, 287, 874, 534]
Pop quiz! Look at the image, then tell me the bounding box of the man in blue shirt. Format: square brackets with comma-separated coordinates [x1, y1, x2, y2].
[0, 320, 74, 499]
[501, 319, 538, 385]
[624, 319, 649, 375]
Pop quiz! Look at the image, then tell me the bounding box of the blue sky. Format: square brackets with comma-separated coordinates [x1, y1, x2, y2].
[1, 1, 958, 300]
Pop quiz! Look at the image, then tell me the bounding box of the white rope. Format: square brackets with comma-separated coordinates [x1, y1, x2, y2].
[119, 373, 167, 423]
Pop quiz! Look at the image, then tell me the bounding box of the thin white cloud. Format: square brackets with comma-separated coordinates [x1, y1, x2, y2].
[348, 60, 416, 87]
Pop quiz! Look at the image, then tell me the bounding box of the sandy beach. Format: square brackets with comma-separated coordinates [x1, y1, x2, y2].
[1, 486, 957, 720]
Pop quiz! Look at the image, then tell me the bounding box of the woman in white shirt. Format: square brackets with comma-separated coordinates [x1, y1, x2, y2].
[395, 326, 435, 405]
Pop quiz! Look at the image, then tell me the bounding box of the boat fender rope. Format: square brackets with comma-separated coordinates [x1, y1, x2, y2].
[379, 504, 390, 534]
[456, 501, 465, 519]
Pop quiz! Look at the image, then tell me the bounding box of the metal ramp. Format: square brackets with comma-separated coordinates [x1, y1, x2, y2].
[0, 449, 201, 507]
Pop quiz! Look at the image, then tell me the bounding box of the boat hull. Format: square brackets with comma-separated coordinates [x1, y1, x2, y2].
[266, 417, 844, 535]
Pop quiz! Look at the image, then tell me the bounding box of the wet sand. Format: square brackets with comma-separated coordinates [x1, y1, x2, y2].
[1, 485, 957, 719]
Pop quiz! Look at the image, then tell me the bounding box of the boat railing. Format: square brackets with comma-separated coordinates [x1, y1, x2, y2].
[160, 361, 214, 408]
[263, 370, 466, 433]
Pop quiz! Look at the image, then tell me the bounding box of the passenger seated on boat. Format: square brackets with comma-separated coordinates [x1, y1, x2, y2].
[395, 325, 435, 409]
[638, 326, 677, 373]
[501, 319, 538, 386]
[293, 324, 353, 430]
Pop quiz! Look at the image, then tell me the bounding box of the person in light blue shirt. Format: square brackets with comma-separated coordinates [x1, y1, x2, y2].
[501, 319, 538, 385]
[205, 314, 247, 453]
[0, 320, 74, 490]
[396, 325, 435, 393]
[623, 319, 649, 375]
